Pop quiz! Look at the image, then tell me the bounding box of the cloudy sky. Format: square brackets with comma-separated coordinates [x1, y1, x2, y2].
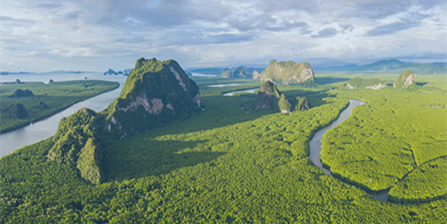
[2, 0, 446, 72]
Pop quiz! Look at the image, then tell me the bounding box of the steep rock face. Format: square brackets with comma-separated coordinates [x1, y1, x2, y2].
[9, 103, 28, 119]
[254, 81, 281, 111]
[347, 77, 386, 90]
[48, 108, 104, 184]
[10, 89, 34, 97]
[394, 70, 415, 89]
[107, 58, 201, 138]
[260, 60, 315, 85]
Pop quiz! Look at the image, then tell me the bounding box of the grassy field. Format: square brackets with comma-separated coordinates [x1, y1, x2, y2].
[0, 76, 446, 223]
[0, 80, 119, 133]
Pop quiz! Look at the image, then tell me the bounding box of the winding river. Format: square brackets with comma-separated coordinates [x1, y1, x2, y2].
[1, 82, 389, 201]
[0, 73, 126, 158]
[309, 99, 389, 201]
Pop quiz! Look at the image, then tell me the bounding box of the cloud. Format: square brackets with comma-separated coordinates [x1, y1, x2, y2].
[311, 28, 338, 38]
[365, 12, 430, 36]
[1, 0, 445, 72]
[366, 22, 414, 36]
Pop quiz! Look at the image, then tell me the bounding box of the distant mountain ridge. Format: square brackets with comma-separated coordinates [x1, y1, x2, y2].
[315, 59, 446, 74]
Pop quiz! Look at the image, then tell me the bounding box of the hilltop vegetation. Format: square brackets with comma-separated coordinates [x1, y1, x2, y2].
[106, 57, 201, 138]
[0, 80, 119, 133]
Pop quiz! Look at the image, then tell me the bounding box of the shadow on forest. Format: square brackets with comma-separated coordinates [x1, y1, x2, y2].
[416, 82, 428, 87]
[131, 91, 337, 139]
[102, 139, 226, 181]
[315, 77, 349, 85]
[102, 91, 336, 182]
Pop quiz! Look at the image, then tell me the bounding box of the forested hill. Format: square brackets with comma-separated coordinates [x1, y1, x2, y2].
[315, 59, 446, 75]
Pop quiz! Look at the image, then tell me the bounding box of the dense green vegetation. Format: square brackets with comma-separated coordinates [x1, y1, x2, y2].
[0, 80, 119, 133]
[346, 77, 385, 89]
[389, 156, 447, 203]
[48, 108, 108, 184]
[321, 87, 446, 196]
[1, 75, 446, 222]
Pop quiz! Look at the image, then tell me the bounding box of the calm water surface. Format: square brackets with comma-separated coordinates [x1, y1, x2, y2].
[0, 73, 126, 157]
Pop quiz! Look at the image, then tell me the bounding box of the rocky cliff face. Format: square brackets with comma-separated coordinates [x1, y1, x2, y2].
[106, 58, 201, 138]
[394, 70, 415, 89]
[254, 81, 281, 111]
[260, 60, 315, 85]
[47, 57, 201, 184]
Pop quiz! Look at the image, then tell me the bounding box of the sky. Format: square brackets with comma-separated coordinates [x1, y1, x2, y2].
[1, 0, 446, 72]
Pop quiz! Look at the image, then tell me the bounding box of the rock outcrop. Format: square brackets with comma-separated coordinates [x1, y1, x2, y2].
[106, 58, 201, 138]
[295, 96, 310, 111]
[254, 81, 282, 111]
[48, 108, 104, 184]
[278, 94, 291, 113]
[232, 66, 250, 79]
[104, 69, 117, 75]
[47, 57, 202, 184]
[347, 77, 386, 90]
[252, 70, 260, 80]
[259, 60, 315, 85]
[220, 68, 231, 78]
[9, 103, 28, 119]
[394, 70, 415, 89]
[10, 89, 34, 98]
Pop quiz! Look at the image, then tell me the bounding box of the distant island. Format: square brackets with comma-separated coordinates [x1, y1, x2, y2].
[103, 68, 133, 76]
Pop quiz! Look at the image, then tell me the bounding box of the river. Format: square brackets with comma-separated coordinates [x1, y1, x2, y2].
[308, 99, 389, 201]
[0, 73, 126, 157]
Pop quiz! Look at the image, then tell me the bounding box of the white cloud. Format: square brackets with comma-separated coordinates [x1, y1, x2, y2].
[2, 0, 445, 72]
